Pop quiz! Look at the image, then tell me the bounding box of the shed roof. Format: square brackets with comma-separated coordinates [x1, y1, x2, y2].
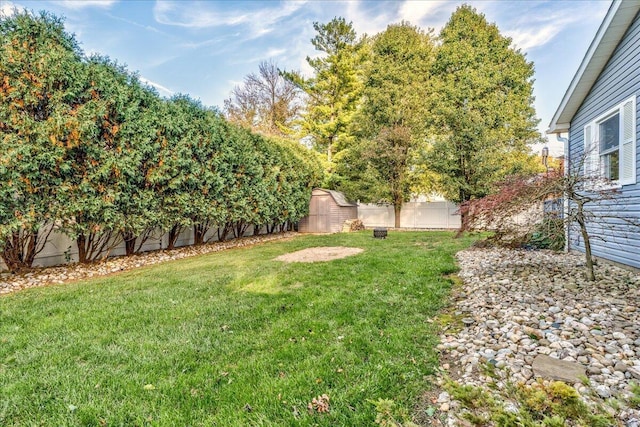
[547, 0, 640, 134]
[314, 188, 357, 207]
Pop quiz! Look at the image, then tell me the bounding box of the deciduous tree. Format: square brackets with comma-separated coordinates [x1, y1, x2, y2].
[427, 5, 541, 222]
[460, 156, 640, 281]
[336, 22, 436, 227]
[224, 60, 300, 138]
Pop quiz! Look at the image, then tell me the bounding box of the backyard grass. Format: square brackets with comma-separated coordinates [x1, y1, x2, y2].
[0, 231, 476, 426]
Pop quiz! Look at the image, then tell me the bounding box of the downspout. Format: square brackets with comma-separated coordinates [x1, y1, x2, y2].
[556, 133, 570, 253]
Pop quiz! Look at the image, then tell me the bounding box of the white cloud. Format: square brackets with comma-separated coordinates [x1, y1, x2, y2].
[0, 1, 21, 17]
[265, 47, 286, 58]
[229, 47, 288, 65]
[54, 0, 118, 9]
[345, 0, 455, 38]
[106, 13, 167, 35]
[495, 4, 605, 52]
[398, 0, 448, 24]
[139, 77, 174, 97]
[345, 1, 393, 36]
[153, 1, 307, 40]
[506, 24, 561, 52]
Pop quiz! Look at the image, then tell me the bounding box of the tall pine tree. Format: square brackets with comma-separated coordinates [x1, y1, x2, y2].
[283, 17, 365, 177]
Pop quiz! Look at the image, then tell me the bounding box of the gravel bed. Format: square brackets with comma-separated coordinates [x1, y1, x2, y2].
[436, 247, 640, 425]
[0, 232, 295, 295]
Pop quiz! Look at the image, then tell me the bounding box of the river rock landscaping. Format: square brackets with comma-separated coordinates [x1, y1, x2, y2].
[435, 247, 640, 426]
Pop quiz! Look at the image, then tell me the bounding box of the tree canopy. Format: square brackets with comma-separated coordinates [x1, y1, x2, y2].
[224, 60, 301, 138]
[283, 17, 366, 172]
[426, 5, 542, 206]
[335, 22, 436, 227]
[0, 11, 84, 269]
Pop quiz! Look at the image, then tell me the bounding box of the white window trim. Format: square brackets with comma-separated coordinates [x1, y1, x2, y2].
[583, 95, 636, 188]
[598, 110, 620, 181]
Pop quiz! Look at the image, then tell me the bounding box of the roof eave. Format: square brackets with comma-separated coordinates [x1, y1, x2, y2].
[548, 0, 640, 132]
[546, 123, 570, 135]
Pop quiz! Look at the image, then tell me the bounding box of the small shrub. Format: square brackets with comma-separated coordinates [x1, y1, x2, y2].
[369, 398, 419, 427]
[629, 382, 640, 407]
[526, 217, 564, 251]
[445, 378, 617, 426]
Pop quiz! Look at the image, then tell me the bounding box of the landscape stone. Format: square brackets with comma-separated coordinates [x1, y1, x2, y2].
[532, 354, 586, 383]
[628, 367, 640, 380]
[615, 362, 628, 373]
[436, 247, 640, 425]
[595, 385, 612, 399]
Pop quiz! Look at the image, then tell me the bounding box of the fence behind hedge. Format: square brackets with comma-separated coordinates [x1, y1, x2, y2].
[0, 11, 323, 272]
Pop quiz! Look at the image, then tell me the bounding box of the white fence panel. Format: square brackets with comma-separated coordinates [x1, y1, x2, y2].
[358, 201, 460, 229]
[0, 224, 259, 271]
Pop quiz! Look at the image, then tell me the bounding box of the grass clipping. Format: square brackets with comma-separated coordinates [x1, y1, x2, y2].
[275, 247, 363, 263]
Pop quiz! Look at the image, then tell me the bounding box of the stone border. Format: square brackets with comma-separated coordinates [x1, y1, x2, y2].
[0, 232, 296, 296]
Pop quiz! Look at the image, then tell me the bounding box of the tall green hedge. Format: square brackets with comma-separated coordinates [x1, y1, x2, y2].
[0, 11, 322, 269]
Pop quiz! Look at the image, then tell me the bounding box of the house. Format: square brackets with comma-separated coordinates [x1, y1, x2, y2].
[548, 0, 640, 269]
[298, 189, 358, 233]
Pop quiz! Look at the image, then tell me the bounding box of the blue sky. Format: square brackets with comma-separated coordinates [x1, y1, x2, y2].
[1, 0, 612, 155]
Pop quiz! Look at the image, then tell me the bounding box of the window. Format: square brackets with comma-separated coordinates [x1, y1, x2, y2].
[599, 113, 619, 181]
[583, 96, 636, 186]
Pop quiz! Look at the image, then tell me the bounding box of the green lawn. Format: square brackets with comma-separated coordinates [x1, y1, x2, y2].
[0, 231, 476, 426]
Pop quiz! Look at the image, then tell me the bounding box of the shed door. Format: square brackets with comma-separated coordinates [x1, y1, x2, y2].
[310, 195, 331, 232]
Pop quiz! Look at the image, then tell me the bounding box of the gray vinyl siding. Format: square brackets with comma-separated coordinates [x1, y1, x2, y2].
[568, 10, 640, 269]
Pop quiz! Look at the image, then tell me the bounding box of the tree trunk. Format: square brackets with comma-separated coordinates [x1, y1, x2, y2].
[24, 229, 37, 267]
[576, 204, 595, 281]
[218, 223, 232, 242]
[76, 234, 88, 264]
[234, 221, 246, 239]
[1, 233, 21, 272]
[167, 225, 181, 250]
[456, 189, 470, 238]
[123, 231, 136, 256]
[394, 204, 401, 229]
[193, 223, 208, 245]
[1, 230, 42, 272]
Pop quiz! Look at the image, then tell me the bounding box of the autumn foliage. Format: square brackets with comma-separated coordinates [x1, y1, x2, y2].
[459, 171, 563, 247]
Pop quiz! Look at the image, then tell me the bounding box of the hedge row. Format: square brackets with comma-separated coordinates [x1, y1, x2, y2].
[0, 11, 322, 271]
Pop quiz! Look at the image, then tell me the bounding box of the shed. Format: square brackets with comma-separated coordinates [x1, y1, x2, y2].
[298, 188, 358, 233]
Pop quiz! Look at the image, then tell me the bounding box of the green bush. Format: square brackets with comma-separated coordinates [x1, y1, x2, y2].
[0, 10, 323, 267]
[527, 217, 564, 251]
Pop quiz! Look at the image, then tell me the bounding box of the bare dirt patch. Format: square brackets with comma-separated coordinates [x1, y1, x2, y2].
[275, 246, 364, 263]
